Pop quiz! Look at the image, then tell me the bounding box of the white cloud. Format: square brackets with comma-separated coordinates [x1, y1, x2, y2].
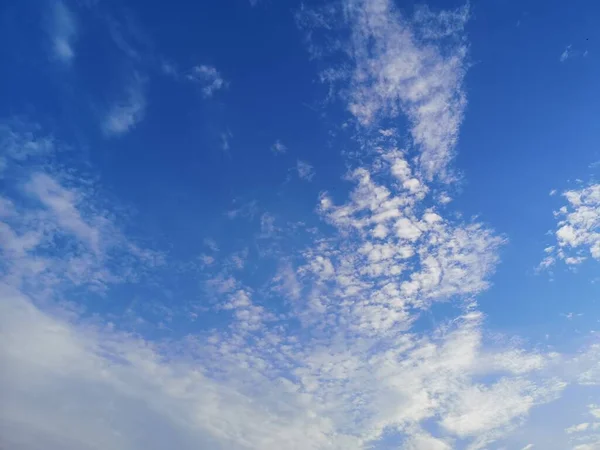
[560, 45, 572, 62]
[559, 45, 588, 63]
[566, 423, 591, 434]
[3, 1, 600, 446]
[299, 0, 470, 179]
[0, 124, 162, 291]
[2, 283, 572, 450]
[540, 182, 600, 268]
[49, 1, 77, 64]
[297, 160, 315, 181]
[0, 122, 54, 162]
[402, 433, 452, 449]
[187, 65, 226, 97]
[102, 77, 146, 136]
[271, 139, 287, 154]
[0, 289, 341, 450]
[3, 123, 572, 450]
[25, 173, 103, 253]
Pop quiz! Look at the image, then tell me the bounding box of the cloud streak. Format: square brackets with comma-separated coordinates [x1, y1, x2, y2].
[49, 1, 77, 64]
[102, 76, 146, 136]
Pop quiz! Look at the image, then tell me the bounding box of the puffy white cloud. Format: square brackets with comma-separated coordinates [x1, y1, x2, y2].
[540, 183, 600, 268]
[0, 125, 162, 294]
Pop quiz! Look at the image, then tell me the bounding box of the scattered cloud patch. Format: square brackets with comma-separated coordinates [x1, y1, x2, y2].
[227, 199, 258, 220]
[1, 74, 599, 450]
[560, 45, 588, 63]
[297, 159, 315, 181]
[187, 65, 226, 97]
[0, 124, 163, 295]
[540, 182, 600, 268]
[2, 0, 600, 448]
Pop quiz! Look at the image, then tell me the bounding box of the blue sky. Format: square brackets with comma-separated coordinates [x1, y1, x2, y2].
[1, 0, 600, 449]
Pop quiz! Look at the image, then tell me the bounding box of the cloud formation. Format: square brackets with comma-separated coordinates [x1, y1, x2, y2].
[298, 0, 469, 180]
[560, 45, 573, 62]
[540, 182, 600, 268]
[49, 1, 77, 64]
[187, 65, 226, 97]
[102, 76, 146, 136]
[2, 122, 596, 450]
[2, 1, 600, 449]
[271, 139, 287, 154]
[297, 159, 315, 181]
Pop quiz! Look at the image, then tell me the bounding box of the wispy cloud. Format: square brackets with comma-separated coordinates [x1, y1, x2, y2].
[271, 139, 287, 154]
[187, 65, 226, 97]
[298, 0, 470, 180]
[162, 62, 227, 98]
[49, 1, 77, 64]
[3, 1, 600, 449]
[0, 124, 162, 293]
[102, 76, 146, 137]
[226, 199, 258, 220]
[560, 44, 589, 63]
[296, 160, 315, 181]
[1, 112, 599, 450]
[221, 130, 233, 154]
[560, 45, 573, 62]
